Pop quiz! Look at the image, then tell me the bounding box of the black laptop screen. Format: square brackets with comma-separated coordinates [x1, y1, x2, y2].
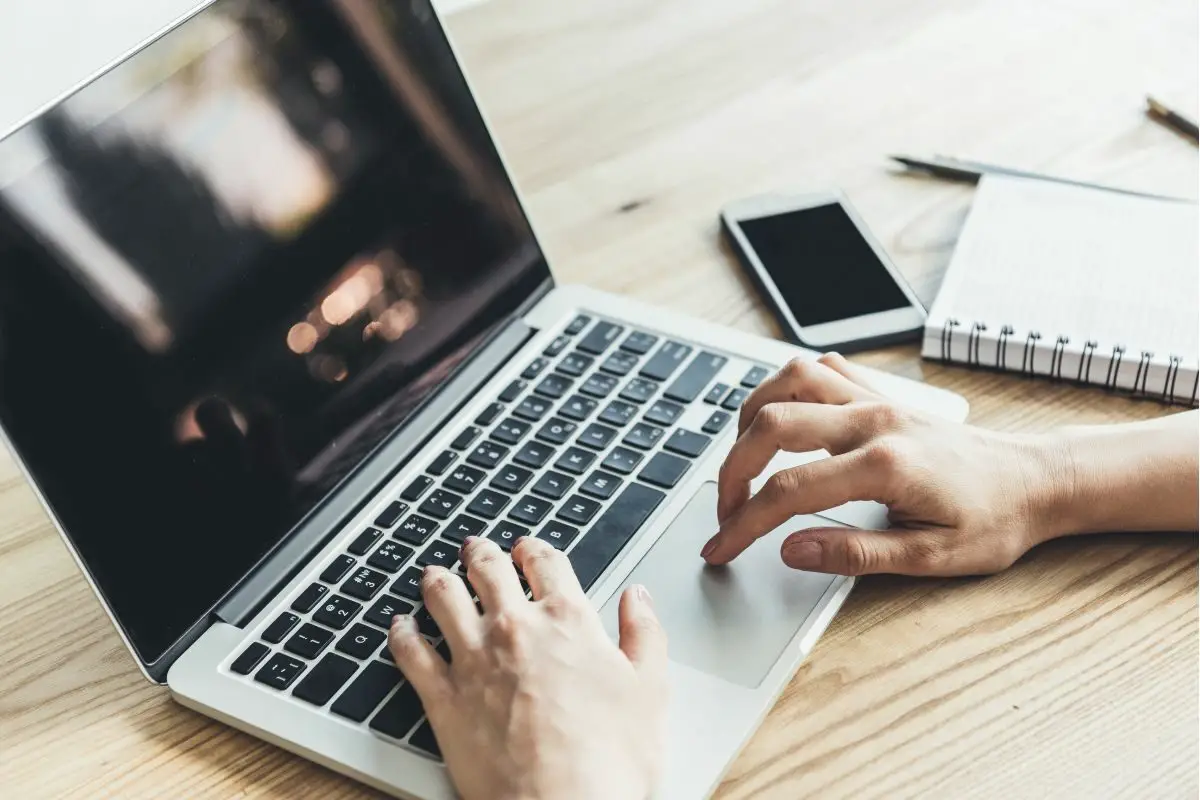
[0, 0, 548, 664]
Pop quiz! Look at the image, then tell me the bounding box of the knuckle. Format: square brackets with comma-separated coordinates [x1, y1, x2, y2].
[762, 469, 800, 503]
[421, 570, 456, 598]
[863, 438, 907, 474]
[781, 357, 809, 382]
[541, 593, 579, 618]
[866, 402, 904, 431]
[469, 544, 505, 571]
[841, 536, 874, 576]
[754, 403, 788, 437]
[816, 351, 842, 368]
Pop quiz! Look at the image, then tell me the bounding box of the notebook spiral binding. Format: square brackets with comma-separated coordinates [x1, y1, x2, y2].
[939, 319, 1194, 404]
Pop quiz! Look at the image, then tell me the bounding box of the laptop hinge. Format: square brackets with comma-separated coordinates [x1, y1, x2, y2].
[213, 315, 538, 628]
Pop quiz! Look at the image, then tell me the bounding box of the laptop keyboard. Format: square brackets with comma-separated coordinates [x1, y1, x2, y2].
[225, 313, 769, 760]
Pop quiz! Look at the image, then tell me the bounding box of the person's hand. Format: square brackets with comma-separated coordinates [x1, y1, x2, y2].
[702, 353, 1073, 576]
[388, 536, 668, 800]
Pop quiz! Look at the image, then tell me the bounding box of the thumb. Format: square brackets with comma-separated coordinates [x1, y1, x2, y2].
[617, 584, 667, 680]
[780, 527, 947, 577]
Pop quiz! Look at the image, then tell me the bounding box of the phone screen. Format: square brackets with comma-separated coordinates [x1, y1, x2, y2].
[737, 203, 913, 327]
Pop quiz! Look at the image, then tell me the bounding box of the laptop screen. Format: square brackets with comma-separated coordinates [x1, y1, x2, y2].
[0, 0, 548, 665]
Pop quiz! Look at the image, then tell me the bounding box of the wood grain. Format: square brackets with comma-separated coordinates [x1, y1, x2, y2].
[0, 0, 1195, 797]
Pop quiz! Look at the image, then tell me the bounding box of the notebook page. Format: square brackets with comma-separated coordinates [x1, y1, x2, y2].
[928, 175, 1199, 362]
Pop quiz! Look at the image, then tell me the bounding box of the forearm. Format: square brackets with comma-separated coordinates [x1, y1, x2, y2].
[1043, 410, 1198, 537]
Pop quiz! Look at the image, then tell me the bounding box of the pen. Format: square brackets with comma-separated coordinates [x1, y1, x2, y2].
[1145, 96, 1199, 142]
[888, 154, 1182, 201]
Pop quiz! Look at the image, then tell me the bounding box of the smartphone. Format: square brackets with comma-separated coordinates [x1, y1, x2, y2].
[720, 191, 926, 352]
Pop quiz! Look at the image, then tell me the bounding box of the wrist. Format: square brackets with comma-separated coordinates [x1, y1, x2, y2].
[1008, 430, 1086, 544]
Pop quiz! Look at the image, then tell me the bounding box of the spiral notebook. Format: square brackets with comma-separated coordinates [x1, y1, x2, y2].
[922, 175, 1199, 406]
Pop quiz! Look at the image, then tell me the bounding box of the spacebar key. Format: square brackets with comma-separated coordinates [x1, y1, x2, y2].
[568, 483, 665, 592]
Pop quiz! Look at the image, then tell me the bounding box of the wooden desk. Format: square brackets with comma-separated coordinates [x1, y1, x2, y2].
[1, 0, 1196, 796]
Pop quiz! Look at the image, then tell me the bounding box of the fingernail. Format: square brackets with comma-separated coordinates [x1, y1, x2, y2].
[783, 540, 822, 569]
[391, 614, 416, 634]
[635, 584, 653, 605]
[700, 535, 719, 559]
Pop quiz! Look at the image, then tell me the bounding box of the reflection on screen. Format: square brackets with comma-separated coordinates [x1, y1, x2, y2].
[0, 0, 548, 664]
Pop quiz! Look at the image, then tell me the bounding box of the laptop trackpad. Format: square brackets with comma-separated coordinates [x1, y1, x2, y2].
[600, 481, 840, 689]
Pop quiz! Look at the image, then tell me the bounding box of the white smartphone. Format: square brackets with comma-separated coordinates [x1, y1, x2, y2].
[720, 191, 926, 352]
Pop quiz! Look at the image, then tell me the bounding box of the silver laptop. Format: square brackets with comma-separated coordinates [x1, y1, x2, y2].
[0, 2, 967, 797]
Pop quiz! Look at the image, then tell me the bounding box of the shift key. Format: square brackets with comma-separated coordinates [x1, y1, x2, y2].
[664, 352, 728, 403]
[639, 341, 693, 382]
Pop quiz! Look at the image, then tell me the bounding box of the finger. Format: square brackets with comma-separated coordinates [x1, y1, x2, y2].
[702, 450, 889, 565]
[388, 614, 452, 707]
[617, 585, 667, 681]
[738, 357, 875, 437]
[461, 536, 525, 613]
[513, 536, 585, 602]
[421, 565, 481, 652]
[816, 352, 884, 397]
[781, 527, 951, 577]
[716, 402, 880, 522]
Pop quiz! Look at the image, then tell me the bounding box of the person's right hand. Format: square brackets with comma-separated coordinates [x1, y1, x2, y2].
[702, 354, 1074, 576]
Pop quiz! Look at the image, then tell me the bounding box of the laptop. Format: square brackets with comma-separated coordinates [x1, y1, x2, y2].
[0, 1, 968, 797]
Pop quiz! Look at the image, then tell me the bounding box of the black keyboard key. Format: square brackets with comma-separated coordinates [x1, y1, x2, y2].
[331, 661, 402, 722]
[291, 582, 328, 613]
[262, 612, 300, 644]
[499, 380, 526, 403]
[554, 446, 596, 475]
[491, 464, 533, 493]
[367, 540, 415, 574]
[417, 540, 458, 569]
[509, 495, 553, 526]
[342, 566, 389, 601]
[543, 334, 570, 356]
[369, 682, 425, 739]
[293, 653, 357, 706]
[466, 441, 509, 469]
[577, 320, 624, 355]
[564, 314, 591, 335]
[622, 422, 664, 451]
[620, 330, 658, 355]
[568, 483, 665, 591]
[721, 388, 749, 410]
[639, 452, 691, 488]
[254, 652, 306, 690]
[536, 418, 577, 445]
[619, 377, 658, 404]
[538, 521, 580, 551]
[374, 501, 409, 528]
[348, 527, 383, 556]
[580, 470, 622, 499]
[427, 450, 457, 476]
[231, 642, 270, 675]
[665, 429, 712, 458]
[522, 357, 551, 380]
[444, 465, 486, 495]
[664, 352, 728, 403]
[513, 441, 555, 468]
[514, 395, 552, 422]
[409, 720, 442, 758]
[534, 373, 573, 399]
[451, 426, 482, 450]
[320, 554, 357, 584]
[741, 365, 770, 388]
[580, 373, 619, 398]
[285, 623, 334, 659]
[531, 470, 573, 500]
[577, 423, 618, 450]
[558, 494, 602, 526]
[415, 606, 441, 637]
[336, 623, 387, 660]
[702, 409, 732, 434]
[393, 567, 424, 601]
[644, 399, 684, 426]
[601, 446, 643, 475]
[394, 514, 439, 546]
[313, 596, 363, 630]
[475, 402, 504, 426]
[640, 341, 693, 381]
[490, 520, 530, 551]
[704, 383, 730, 404]
[444, 514, 487, 544]
[493, 417, 532, 445]
[559, 394, 597, 421]
[419, 488, 463, 520]
[599, 400, 638, 427]
[363, 595, 415, 629]
[400, 476, 433, 502]
[467, 488, 510, 519]
[558, 352, 594, 377]
[600, 351, 639, 376]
